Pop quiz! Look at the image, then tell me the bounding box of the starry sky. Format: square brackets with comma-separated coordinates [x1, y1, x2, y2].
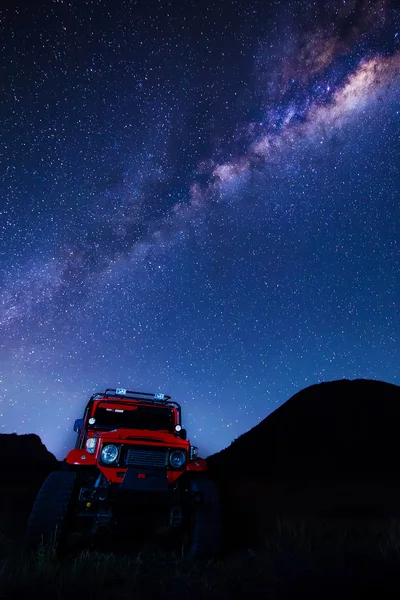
[1, 0, 399, 460]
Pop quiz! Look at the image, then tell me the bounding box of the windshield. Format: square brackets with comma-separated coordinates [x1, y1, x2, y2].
[89, 404, 175, 432]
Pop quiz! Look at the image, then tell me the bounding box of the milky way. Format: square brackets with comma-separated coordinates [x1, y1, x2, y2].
[1, 0, 399, 458]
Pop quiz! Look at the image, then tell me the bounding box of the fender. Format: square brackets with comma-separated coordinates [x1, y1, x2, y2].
[186, 457, 208, 472]
[65, 449, 97, 466]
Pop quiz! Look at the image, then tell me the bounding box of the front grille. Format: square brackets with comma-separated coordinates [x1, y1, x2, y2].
[125, 446, 168, 468]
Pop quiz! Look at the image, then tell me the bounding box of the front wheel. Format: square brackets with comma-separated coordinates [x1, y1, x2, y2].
[25, 470, 77, 554]
[183, 476, 222, 560]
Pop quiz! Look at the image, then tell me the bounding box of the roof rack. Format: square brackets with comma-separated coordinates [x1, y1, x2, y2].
[103, 388, 172, 402]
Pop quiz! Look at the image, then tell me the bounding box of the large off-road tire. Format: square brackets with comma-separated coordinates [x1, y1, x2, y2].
[25, 470, 77, 553]
[183, 475, 222, 560]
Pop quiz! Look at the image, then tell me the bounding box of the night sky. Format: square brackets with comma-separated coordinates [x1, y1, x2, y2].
[1, 0, 399, 460]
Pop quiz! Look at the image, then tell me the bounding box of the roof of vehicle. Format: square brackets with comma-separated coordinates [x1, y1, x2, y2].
[84, 388, 182, 424]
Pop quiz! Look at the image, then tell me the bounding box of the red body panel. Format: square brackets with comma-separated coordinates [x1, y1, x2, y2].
[91, 428, 189, 448]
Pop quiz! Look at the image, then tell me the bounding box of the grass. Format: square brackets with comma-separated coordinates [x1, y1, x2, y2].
[2, 515, 400, 599]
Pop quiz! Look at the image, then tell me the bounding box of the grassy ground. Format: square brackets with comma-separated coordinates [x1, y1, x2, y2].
[2, 514, 400, 599]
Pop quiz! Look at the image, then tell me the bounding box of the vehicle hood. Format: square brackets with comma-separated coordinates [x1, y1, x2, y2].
[95, 428, 189, 448]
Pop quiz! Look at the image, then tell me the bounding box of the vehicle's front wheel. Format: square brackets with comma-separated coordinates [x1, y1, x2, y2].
[183, 476, 222, 560]
[25, 470, 77, 554]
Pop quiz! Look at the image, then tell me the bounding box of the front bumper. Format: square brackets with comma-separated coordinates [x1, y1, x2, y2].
[119, 467, 169, 491]
[76, 468, 187, 531]
[79, 467, 184, 505]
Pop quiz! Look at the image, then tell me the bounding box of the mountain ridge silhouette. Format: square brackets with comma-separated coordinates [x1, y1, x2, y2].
[207, 378, 400, 478]
[205, 378, 400, 547]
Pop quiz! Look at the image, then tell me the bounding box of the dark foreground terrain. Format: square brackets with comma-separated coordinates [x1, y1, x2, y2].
[2, 512, 400, 599]
[2, 378, 400, 598]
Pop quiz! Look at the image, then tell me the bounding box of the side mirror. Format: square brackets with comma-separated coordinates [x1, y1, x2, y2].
[179, 428, 187, 440]
[73, 418, 84, 433]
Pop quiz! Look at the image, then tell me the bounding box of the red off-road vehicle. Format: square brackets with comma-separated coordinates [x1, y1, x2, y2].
[25, 388, 221, 559]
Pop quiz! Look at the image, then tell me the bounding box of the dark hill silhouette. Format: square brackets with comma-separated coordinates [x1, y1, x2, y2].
[0, 433, 58, 469]
[207, 378, 400, 478]
[0, 433, 60, 529]
[206, 378, 400, 548]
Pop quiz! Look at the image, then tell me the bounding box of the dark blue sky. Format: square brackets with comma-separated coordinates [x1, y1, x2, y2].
[1, 0, 399, 459]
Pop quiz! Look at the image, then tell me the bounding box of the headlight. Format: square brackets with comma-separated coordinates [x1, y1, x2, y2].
[190, 446, 199, 460]
[101, 444, 119, 464]
[85, 437, 97, 454]
[169, 450, 186, 469]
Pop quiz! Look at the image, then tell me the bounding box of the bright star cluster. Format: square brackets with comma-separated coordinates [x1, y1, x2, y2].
[0, 0, 399, 459]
